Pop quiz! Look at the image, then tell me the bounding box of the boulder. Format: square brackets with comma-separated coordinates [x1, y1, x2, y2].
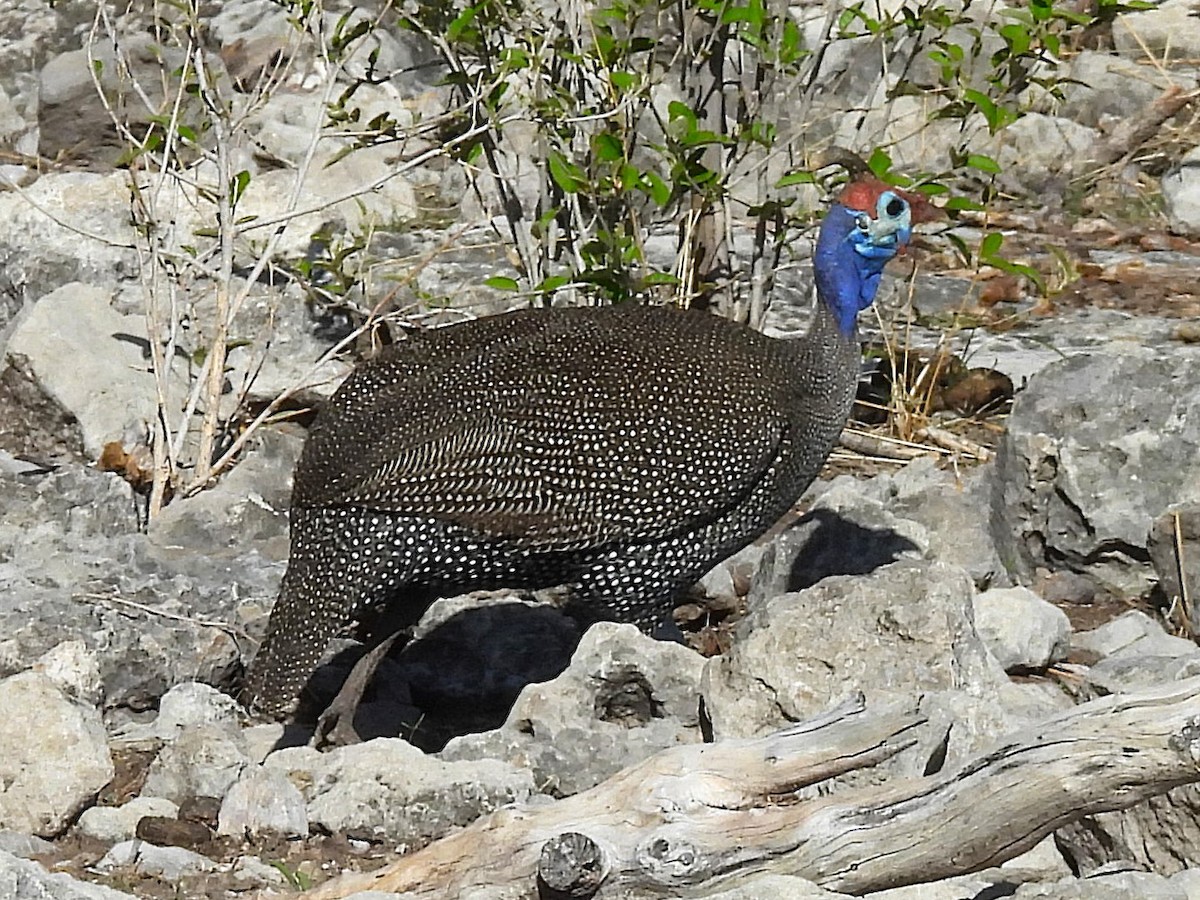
[265, 738, 534, 843]
[1148, 502, 1200, 633]
[993, 350, 1200, 599]
[1163, 148, 1200, 239]
[0, 672, 113, 837]
[0, 849, 137, 900]
[442, 622, 706, 796]
[703, 560, 1015, 776]
[973, 586, 1071, 672]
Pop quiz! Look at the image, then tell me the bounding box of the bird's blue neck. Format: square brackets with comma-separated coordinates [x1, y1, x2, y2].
[813, 204, 895, 337]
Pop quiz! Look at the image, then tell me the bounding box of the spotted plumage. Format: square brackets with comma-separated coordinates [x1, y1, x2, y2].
[241, 177, 939, 719]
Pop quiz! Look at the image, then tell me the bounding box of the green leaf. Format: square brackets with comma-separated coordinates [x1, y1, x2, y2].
[979, 231, 1004, 258]
[446, 4, 479, 42]
[776, 170, 817, 187]
[943, 196, 986, 212]
[667, 100, 696, 126]
[485, 276, 520, 291]
[610, 71, 637, 93]
[639, 171, 671, 206]
[643, 272, 680, 286]
[230, 170, 251, 205]
[536, 274, 570, 293]
[592, 132, 623, 162]
[867, 147, 893, 178]
[548, 152, 583, 194]
[965, 153, 1001, 174]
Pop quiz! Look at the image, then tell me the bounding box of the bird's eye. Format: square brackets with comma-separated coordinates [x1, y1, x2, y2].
[885, 196, 906, 218]
[855, 214, 870, 232]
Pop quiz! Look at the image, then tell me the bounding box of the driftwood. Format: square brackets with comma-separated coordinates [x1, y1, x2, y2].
[296, 678, 1200, 900]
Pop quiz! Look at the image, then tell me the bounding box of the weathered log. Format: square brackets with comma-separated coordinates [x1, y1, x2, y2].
[295, 678, 1200, 900]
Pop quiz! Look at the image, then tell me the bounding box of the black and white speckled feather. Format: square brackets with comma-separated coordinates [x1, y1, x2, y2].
[241, 179, 938, 718]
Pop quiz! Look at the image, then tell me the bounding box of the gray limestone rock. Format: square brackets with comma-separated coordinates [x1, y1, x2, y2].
[441, 622, 705, 796]
[140, 724, 252, 806]
[151, 683, 247, 741]
[0, 832, 53, 859]
[3, 282, 171, 458]
[1149, 502, 1200, 631]
[973, 586, 1071, 672]
[265, 738, 534, 843]
[1164, 148, 1200, 238]
[704, 560, 1014, 777]
[750, 477, 927, 600]
[993, 350, 1200, 599]
[0, 174, 137, 299]
[30, 640, 103, 706]
[1112, 0, 1200, 62]
[0, 444, 288, 713]
[1056, 51, 1197, 130]
[0, 849, 137, 900]
[0, 672, 113, 838]
[1014, 870, 1188, 898]
[76, 797, 180, 844]
[1073, 611, 1200, 696]
[94, 840, 218, 880]
[217, 764, 309, 838]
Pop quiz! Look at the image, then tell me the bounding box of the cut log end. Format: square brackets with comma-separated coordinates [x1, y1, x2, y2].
[538, 831, 608, 899]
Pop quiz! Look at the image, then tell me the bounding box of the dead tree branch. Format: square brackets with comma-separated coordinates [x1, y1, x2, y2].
[296, 678, 1200, 899]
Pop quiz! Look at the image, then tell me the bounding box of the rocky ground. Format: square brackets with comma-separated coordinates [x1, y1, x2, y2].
[0, 1, 1199, 899]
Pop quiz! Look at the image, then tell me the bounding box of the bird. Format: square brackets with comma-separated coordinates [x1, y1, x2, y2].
[240, 176, 939, 735]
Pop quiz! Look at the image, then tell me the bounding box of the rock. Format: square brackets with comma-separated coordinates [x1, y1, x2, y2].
[881, 457, 1009, 589]
[2, 282, 171, 458]
[229, 854, 288, 888]
[1164, 148, 1200, 237]
[1149, 503, 1200, 630]
[0, 672, 113, 837]
[994, 113, 1100, 191]
[993, 351, 1200, 599]
[442, 622, 705, 796]
[1073, 610, 1171, 658]
[750, 478, 926, 598]
[1056, 784, 1200, 878]
[973, 586, 1071, 672]
[140, 724, 251, 805]
[265, 738, 534, 843]
[1056, 51, 1196, 130]
[0, 848, 137, 900]
[1015, 870, 1188, 898]
[0, 458, 283, 713]
[1171, 869, 1200, 898]
[0, 832, 53, 859]
[95, 839, 218, 880]
[834, 82, 986, 173]
[236, 146, 418, 257]
[38, 35, 216, 172]
[217, 764, 309, 838]
[1113, 0, 1200, 62]
[703, 560, 1013, 776]
[0, 173, 137, 298]
[31, 640, 103, 705]
[76, 797, 179, 844]
[705, 875, 850, 899]
[1072, 610, 1200, 695]
[151, 682, 245, 740]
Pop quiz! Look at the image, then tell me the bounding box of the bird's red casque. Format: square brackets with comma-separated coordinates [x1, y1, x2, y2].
[838, 176, 943, 224]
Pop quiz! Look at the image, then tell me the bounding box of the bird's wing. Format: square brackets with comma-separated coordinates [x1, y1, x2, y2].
[292, 309, 789, 550]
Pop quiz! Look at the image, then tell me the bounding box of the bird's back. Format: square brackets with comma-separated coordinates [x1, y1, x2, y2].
[294, 304, 808, 551]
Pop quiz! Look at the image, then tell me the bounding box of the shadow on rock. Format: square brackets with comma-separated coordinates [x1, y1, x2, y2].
[760, 508, 922, 597]
[297, 597, 583, 752]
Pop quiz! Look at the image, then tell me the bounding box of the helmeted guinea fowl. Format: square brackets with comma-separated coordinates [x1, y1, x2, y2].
[241, 176, 938, 726]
